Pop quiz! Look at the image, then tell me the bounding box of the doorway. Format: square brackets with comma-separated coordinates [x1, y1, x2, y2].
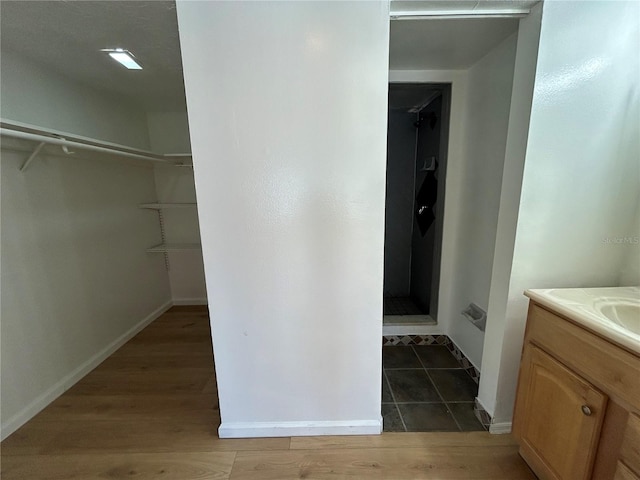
[384, 83, 451, 327]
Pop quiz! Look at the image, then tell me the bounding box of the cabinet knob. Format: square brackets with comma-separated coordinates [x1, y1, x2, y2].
[581, 405, 592, 416]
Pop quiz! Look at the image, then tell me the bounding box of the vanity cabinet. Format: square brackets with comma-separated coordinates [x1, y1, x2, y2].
[515, 345, 606, 479]
[513, 302, 640, 480]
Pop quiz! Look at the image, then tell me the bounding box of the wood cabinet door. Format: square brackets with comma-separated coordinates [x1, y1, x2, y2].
[513, 345, 607, 480]
[614, 462, 640, 480]
[620, 413, 640, 477]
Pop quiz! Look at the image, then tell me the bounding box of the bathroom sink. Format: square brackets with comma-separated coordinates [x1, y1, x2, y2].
[524, 286, 640, 354]
[596, 299, 640, 334]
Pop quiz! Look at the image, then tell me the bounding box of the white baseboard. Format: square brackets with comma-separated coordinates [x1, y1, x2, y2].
[489, 422, 513, 434]
[172, 297, 208, 306]
[0, 300, 173, 441]
[218, 418, 383, 438]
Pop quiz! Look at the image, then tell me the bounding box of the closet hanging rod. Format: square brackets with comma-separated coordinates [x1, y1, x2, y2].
[0, 127, 186, 170]
[1, 118, 165, 155]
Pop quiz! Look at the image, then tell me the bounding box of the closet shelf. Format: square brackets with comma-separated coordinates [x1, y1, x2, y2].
[147, 243, 201, 253]
[1, 119, 192, 171]
[140, 203, 197, 209]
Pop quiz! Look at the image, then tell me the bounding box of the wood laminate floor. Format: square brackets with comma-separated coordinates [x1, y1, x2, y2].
[1, 306, 536, 479]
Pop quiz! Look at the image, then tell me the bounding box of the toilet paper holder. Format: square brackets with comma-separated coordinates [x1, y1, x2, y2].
[462, 303, 487, 332]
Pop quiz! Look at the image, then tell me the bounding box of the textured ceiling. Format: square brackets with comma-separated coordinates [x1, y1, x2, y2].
[1, 1, 526, 109]
[390, 17, 520, 70]
[1, 1, 186, 110]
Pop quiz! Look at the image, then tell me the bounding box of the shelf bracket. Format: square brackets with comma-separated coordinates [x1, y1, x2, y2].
[19, 141, 46, 172]
[59, 137, 75, 155]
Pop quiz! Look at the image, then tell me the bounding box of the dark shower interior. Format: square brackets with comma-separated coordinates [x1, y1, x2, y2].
[383, 84, 446, 320]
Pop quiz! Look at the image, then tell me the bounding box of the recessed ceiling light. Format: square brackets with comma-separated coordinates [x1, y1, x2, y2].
[101, 48, 142, 70]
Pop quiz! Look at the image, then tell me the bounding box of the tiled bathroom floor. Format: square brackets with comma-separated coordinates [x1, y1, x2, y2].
[382, 345, 485, 432]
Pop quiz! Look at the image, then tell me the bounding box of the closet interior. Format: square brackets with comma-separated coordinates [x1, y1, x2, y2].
[0, 0, 206, 439]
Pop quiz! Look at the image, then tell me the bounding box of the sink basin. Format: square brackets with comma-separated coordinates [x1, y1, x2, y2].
[596, 299, 640, 334]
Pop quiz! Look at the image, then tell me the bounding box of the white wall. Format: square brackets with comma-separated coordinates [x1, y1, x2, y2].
[1, 150, 171, 438]
[447, 34, 518, 368]
[619, 203, 640, 286]
[177, 0, 390, 437]
[0, 54, 172, 440]
[147, 111, 207, 304]
[481, 0, 640, 426]
[146, 111, 191, 154]
[478, 3, 543, 422]
[1, 51, 150, 149]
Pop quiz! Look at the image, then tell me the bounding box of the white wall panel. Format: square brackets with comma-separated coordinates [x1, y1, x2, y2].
[177, 1, 390, 436]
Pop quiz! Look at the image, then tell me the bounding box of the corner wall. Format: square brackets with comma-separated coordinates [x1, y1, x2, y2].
[177, 1, 390, 437]
[447, 33, 518, 369]
[478, 3, 543, 422]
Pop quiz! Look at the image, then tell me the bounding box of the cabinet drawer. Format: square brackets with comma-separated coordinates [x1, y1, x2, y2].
[620, 413, 640, 476]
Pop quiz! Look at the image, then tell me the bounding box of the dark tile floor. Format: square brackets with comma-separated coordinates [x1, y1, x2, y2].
[383, 297, 424, 315]
[381, 345, 485, 432]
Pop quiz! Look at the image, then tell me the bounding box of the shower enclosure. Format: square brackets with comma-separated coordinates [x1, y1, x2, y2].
[383, 84, 450, 326]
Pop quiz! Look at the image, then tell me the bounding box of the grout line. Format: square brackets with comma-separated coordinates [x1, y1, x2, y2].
[445, 402, 488, 431]
[436, 400, 476, 404]
[411, 345, 464, 432]
[383, 369, 408, 433]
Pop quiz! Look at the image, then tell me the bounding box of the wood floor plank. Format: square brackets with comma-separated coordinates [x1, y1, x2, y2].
[39, 419, 221, 455]
[1, 309, 535, 479]
[25, 418, 289, 455]
[31, 393, 219, 423]
[202, 374, 218, 394]
[64, 368, 212, 395]
[140, 312, 209, 324]
[0, 419, 67, 456]
[112, 340, 213, 357]
[229, 446, 536, 480]
[129, 324, 212, 343]
[0, 452, 236, 480]
[165, 305, 209, 313]
[96, 353, 214, 370]
[149, 315, 210, 325]
[290, 431, 519, 450]
[151, 312, 209, 323]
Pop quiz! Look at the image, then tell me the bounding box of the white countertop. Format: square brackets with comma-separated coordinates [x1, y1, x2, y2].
[525, 286, 640, 355]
